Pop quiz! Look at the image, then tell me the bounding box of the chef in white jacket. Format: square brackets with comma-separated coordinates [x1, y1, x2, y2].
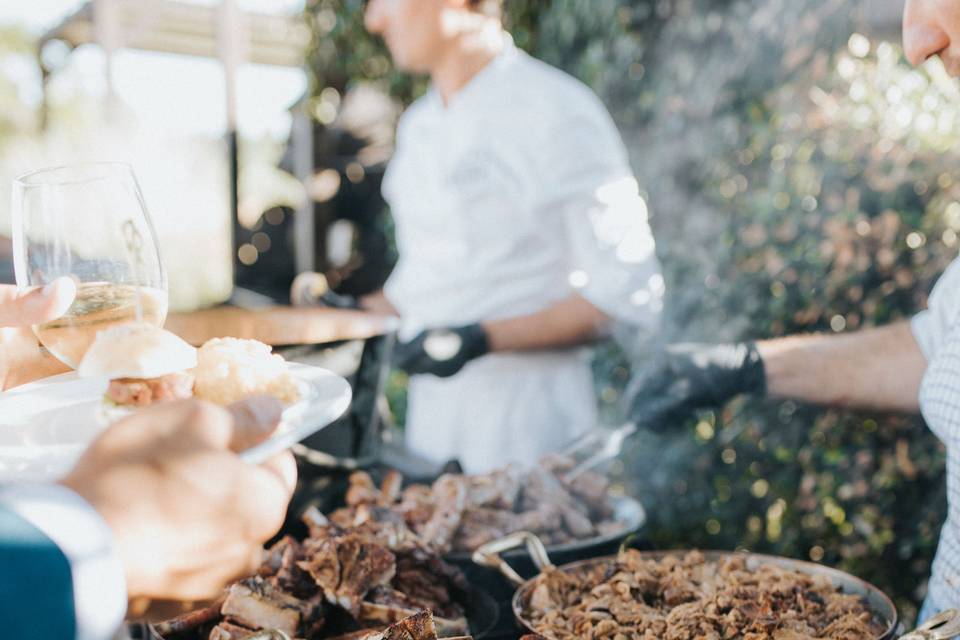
[296, 0, 663, 473]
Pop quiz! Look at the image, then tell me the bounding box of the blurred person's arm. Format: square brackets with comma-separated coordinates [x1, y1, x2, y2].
[394, 295, 609, 378]
[61, 396, 295, 602]
[483, 293, 610, 352]
[628, 324, 925, 432]
[0, 396, 296, 638]
[0, 279, 75, 390]
[628, 254, 960, 430]
[291, 273, 399, 316]
[758, 257, 960, 411]
[359, 289, 399, 315]
[758, 322, 924, 411]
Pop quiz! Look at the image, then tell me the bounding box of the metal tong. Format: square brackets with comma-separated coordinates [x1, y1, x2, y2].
[902, 609, 960, 639]
[472, 531, 555, 585]
[560, 422, 637, 483]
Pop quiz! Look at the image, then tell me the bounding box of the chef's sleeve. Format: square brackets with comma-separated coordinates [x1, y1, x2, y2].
[0, 483, 127, 640]
[911, 256, 960, 360]
[536, 107, 663, 332]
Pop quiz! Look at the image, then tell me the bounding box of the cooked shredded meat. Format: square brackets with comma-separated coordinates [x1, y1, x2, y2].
[157, 512, 471, 640]
[522, 550, 886, 640]
[106, 371, 195, 406]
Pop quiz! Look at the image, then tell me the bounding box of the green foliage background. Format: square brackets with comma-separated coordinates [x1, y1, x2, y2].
[305, 0, 960, 621]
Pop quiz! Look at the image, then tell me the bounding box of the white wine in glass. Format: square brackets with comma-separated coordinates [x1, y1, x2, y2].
[12, 162, 168, 368]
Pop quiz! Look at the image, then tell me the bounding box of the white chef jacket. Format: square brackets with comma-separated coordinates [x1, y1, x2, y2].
[382, 37, 663, 474]
[913, 256, 960, 609]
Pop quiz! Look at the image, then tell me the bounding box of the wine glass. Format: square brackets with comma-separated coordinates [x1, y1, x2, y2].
[12, 162, 168, 369]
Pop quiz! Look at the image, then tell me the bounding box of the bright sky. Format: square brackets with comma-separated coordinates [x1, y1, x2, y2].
[1, 0, 308, 139]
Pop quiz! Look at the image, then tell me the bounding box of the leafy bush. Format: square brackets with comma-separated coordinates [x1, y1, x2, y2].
[305, 0, 960, 620]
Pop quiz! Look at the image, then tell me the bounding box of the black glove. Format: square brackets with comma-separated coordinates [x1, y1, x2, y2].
[626, 342, 766, 431]
[290, 272, 360, 310]
[394, 323, 490, 378]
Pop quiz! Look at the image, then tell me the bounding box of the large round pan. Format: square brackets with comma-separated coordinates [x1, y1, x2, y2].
[472, 533, 960, 640]
[445, 495, 646, 603]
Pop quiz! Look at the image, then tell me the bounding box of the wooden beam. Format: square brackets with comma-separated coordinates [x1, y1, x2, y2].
[41, 0, 308, 68]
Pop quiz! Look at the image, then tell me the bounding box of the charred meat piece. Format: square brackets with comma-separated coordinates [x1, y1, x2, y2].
[392, 548, 469, 619]
[520, 467, 595, 540]
[379, 470, 404, 506]
[155, 597, 225, 636]
[207, 621, 258, 640]
[358, 601, 468, 638]
[382, 610, 437, 640]
[220, 576, 308, 637]
[464, 466, 522, 510]
[300, 531, 397, 616]
[564, 470, 615, 520]
[398, 485, 434, 529]
[259, 536, 318, 600]
[452, 507, 520, 550]
[106, 371, 195, 406]
[346, 471, 381, 507]
[415, 474, 467, 552]
[324, 611, 460, 640]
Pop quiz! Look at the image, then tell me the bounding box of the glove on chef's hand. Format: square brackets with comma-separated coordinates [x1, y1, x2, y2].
[395, 323, 490, 378]
[290, 272, 360, 310]
[627, 342, 766, 431]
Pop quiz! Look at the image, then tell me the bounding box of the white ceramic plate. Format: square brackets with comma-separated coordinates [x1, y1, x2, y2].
[0, 363, 352, 482]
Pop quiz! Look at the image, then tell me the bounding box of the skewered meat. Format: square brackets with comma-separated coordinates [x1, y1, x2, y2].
[522, 550, 886, 640]
[220, 576, 314, 636]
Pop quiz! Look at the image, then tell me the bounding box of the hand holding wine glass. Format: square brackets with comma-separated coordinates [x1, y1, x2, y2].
[0, 278, 76, 390]
[12, 162, 168, 369]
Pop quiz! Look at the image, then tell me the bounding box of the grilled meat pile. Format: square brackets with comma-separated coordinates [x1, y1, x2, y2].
[522, 550, 886, 640]
[331, 455, 623, 554]
[156, 511, 473, 640]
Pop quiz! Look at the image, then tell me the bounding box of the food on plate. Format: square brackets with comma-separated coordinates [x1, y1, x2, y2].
[194, 337, 301, 406]
[78, 323, 196, 416]
[156, 509, 473, 640]
[327, 454, 625, 555]
[77, 326, 301, 423]
[521, 550, 886, 640]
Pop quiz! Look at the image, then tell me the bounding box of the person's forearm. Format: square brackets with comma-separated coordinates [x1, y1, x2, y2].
[359, 290, 399, 315]
[757, 321, 925, 412]
[482, 294, 610, 353]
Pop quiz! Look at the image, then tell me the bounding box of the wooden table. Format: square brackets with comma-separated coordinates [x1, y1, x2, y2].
[164, 306, 396, 346]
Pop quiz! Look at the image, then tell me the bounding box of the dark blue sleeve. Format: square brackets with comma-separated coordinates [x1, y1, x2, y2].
[0, 503, 76, 639]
